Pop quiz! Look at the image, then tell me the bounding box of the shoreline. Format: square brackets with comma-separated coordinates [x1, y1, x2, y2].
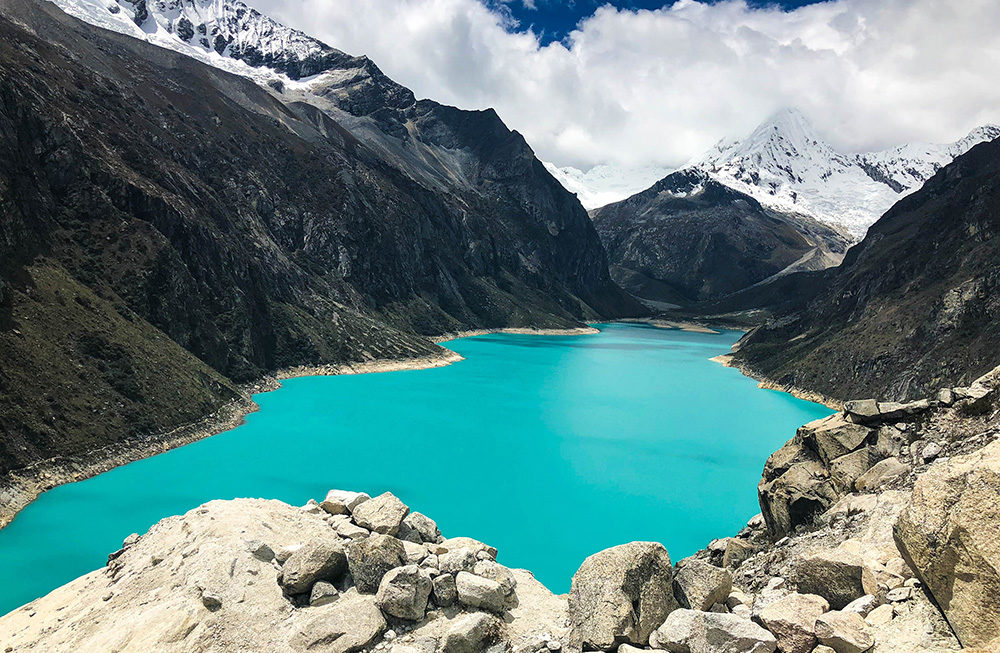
[432, 325, 599, 343]
[615, 317, 721, 334]
[0, 326, 596, 531]
[710, 353, 843, 410]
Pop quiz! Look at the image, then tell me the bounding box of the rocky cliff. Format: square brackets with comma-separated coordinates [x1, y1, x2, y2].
[0, 0, 637, 483]
[591, 169, 849, 304]
[5, 374, 998, 651]
[727, 136, 1000, 402]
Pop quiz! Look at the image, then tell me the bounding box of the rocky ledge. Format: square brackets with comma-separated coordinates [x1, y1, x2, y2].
[2, 371, 999, 653]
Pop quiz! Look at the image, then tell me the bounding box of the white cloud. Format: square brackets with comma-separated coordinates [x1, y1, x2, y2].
[254, 0, 1000, 169]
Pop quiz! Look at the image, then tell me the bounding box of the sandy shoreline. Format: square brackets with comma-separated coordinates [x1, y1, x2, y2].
[615, 317, 720, 334]
[710, 353, 843, 410]
[432, 325, 599, 343]
[0, 326, 597, 530]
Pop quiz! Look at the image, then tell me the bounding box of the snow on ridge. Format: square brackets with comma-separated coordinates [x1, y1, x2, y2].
[543, 162, 673, 210]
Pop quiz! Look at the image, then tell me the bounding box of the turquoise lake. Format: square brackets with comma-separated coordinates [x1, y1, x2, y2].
[0, 323, 832, 614]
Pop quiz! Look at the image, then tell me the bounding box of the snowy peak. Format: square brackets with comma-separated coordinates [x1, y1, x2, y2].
[686, 110, 1000, 236]
[542, 162, 673, 209]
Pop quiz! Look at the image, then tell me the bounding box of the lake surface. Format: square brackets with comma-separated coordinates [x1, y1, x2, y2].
[0, 323, 831, 614]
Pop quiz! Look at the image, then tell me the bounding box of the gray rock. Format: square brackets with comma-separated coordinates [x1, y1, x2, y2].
[320, 490, 371, 515]
[432, 572, 458, 607]
[474, 559, 518, 609]
[455, 571, 506, 613]
[309, 580, 339, 607]
[275, 544, 302, 564]
[568, 541, 676, 649]
[854, 458, 909, 492]
[246, 540, 275, 562]
[439, 547, 477, 575]
[279, 539, 347, 595]
[758, 592, 829, 653]
[936, 388, 954, 406]
[789, 549, 877, 609]
[375, 565, 432, 620]
[843, 400, 879, 424]
[799, 415, 873, 464]
[290, 592, 387, 653]
[885, 587, 912, 602]
[351, 492, 409, 536]
[673, 558, 732, 610]
[649, 609, 777, 653]
[894, 439, 1000, 649]
[440, 612, 505, 653]
[842, 594, 877, 617]
[347, 534, 406, 593]
[920, 441, 942, 462]
[438, 537, 497, 560]
[877, 399, 930, 420]
[829, 449, 872, 493]
[402, 540, 428, 565]
[201, 590, 222, 611]
[335, 521, 371, 540]
[814, 610, 874, 653]
[401, 512, 441, 543]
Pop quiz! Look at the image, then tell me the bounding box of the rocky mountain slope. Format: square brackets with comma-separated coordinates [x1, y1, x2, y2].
[591, 169, 850, 304]
[5, 373, 998, 650]
[728, 136, 1000, 402]
[0, 0, 637, 491]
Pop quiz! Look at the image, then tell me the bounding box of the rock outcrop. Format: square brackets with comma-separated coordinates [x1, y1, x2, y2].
[568, 542, 676, 649]
[894, 439, 1000, 649]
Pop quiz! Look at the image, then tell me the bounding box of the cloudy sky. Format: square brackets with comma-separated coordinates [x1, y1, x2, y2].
[255, 0, 1000, 170]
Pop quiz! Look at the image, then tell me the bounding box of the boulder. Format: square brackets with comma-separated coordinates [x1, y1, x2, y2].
[474, 559, 518, 608]
[842, 595, 877, 617]
[649, 609, 776, 653]
[351, 492, 409, 536]
[829, 449, 872, 493]
[279, 539, 347, 595]
[568, 542, 676, 649]
[673, 558, 732, 610]
[759, 459, 840, 538]
[402, 540, 428, 565]
[799, 415, 872, 464]
[347, 533, 407, 593]
[894, 439, 1000, 649]
[375, 565, 432, 620]
[439, 536, 497, 560]
[854, 459, 909, 492]
[440, 612, 506, 653]
[402, 512, 441, 543]
[813, 610, 874, 653]
[758, 592, 829, 653]
[864, 604, 893, 628]
[844, 400, 879, 424]
[876, 399, 930, 420]
[455, 571, 506, 613]
[432, 573, 458, 607]
[789, 549, 877, 609]
[290, 592, 386, 653]
[439, 547, 478, 575]
[309, 580, 339, 607]
[320, 490, 371, 515]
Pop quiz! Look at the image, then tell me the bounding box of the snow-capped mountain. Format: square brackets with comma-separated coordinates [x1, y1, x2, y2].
[49, 0, 372, 87]
[542, 162, 673, 210]
[689, 108, 1000, 236]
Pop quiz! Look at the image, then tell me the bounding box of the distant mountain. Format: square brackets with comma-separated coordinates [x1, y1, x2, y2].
[691, 108, 1000, 236]
[0, 0, 638, 479]
[730, 136, 1000, 401]
[591, 170, 850, 304]
[542, 162, 673, 210]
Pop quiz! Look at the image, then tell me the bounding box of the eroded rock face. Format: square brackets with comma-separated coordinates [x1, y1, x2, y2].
[894, 439, 1000, 649]
[788, 550, 877, 610]
[568, 542, 676, 649]
[375, 565, 432, 620]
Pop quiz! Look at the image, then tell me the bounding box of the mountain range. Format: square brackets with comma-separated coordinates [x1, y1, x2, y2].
[553, 108, 999, 236]
[0, 0, 638, 480]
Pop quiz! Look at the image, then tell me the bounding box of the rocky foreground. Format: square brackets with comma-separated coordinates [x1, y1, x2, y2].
[2, 372, 999, 653]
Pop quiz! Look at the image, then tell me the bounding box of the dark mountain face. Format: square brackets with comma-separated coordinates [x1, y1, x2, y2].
[591, 170, 849, 304]
[0, 0, 636, 476]
[732, 137, 1000, 401]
